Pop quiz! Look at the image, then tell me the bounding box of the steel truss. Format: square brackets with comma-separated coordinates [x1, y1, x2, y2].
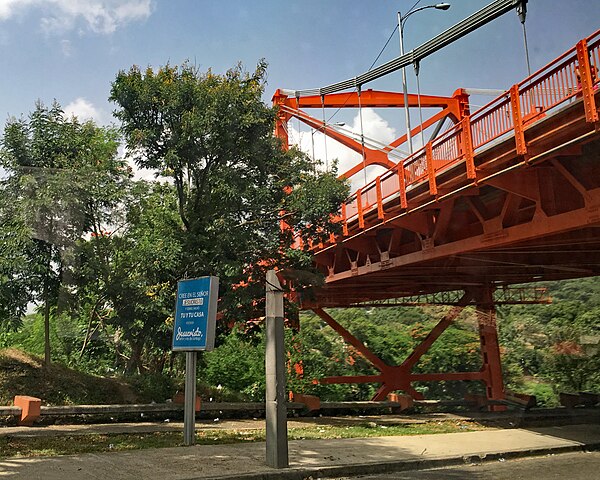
[313, 286, 505, 411]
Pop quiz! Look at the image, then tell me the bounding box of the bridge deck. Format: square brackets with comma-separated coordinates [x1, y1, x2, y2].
[300, 31, 600, 308]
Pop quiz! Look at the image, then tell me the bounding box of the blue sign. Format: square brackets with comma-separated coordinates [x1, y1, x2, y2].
[172, 276, 219, 351]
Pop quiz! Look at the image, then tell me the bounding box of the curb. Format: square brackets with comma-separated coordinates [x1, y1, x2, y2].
[200, 442, 600, 480]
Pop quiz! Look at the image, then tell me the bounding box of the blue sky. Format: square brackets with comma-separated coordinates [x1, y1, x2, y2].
[0, 0, 598, 181]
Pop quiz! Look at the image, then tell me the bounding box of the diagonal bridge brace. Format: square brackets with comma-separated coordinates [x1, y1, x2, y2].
[312, 289, 495, 401]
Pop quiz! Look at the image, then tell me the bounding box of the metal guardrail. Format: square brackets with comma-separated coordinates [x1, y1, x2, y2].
[0, 406, 21, 416]
[0, 401, 417, 420]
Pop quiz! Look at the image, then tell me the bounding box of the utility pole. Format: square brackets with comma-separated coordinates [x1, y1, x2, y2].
[265, 270, 289, 468]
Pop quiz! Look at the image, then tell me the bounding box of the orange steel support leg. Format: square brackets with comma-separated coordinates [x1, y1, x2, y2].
[475, 287, 506, 412]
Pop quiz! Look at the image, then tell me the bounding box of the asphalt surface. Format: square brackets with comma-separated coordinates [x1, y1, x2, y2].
[334, 451, 600, 479]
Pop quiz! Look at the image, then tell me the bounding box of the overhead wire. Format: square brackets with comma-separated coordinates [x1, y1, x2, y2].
[300, 1, 427, 173]
[327, 9, 406, 124]
[367, 25, 399, 72]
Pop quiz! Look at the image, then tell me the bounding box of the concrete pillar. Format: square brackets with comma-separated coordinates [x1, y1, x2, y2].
[265, 270, 289, 468]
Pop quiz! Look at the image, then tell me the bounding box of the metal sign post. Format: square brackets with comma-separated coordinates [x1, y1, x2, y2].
[183, 351, 197, 445]
[172, 276, 219, 446]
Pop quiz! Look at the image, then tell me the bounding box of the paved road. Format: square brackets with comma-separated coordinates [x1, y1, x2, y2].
[336, 451, 600, 479]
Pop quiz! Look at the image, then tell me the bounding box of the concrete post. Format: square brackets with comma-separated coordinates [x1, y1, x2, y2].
[265, 270, 289, 468]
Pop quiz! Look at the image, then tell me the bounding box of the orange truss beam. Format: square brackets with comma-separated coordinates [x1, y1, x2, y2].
[272, 89, 470, 179]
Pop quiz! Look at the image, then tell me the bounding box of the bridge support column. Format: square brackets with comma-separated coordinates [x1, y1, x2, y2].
[475, 287, 506, 412]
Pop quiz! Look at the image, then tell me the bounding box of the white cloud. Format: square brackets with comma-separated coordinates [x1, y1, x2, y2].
[289, 108, 398, 192]
[0, 0, 34, 20]
[0, 0, 153, 34]
[116, 144, 170, 183]
[63, 97, 104, 123]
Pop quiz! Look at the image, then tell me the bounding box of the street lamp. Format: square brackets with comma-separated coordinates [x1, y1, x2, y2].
[398, 3, 450, 155]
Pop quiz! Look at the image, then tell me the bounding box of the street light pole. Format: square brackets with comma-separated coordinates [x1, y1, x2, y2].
[398, 3, 451, 157]
[398, 10, 412, 156]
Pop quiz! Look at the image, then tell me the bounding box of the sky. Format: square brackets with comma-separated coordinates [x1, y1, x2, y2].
[0, 0, 598, 184]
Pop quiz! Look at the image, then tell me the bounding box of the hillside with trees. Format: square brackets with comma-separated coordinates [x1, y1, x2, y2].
[1, 277, 598, 407]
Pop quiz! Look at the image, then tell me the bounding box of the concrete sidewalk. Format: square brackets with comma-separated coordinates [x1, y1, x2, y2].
[1, 423, 599, 480]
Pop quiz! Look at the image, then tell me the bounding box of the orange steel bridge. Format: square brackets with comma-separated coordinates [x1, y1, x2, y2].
[272, 29, 600, 408]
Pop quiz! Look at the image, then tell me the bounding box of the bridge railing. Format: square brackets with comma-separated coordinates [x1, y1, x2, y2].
[518, 32, 599, 119]
[470, 94, 513, 150]
[334, 29, 599, 240]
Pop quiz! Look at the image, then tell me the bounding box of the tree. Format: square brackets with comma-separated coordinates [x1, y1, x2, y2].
[0, 101, 129, 365]
[0, 200, 38, 331]
[73, 181, 184, 373]
[110, 61, 348, 322]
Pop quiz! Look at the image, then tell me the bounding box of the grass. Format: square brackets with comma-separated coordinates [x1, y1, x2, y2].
[0, 420, 488, 458]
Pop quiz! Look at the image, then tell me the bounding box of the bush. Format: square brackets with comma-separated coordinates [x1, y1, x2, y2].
[199, 331, 266, 401]
[127, 373, 177, 403]
[520, 380, 559, 408]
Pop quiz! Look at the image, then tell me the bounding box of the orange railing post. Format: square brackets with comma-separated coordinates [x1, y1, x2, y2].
[510, 84, 527, 157]
[376, 177, 384, 220]
[397, 162, 408, 208]
[425, 143, 438, 196]
[341, 203, 349, 236]
[461, 116, 476, 179]
[576, 39, 599, 123]
[357, 189, 365, 229]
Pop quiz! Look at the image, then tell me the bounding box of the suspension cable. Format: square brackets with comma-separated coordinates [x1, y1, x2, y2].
[517, 1, 532, 78]
[279, 104, 410, 160]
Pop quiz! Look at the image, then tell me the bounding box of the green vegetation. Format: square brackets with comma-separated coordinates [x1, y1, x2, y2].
[1, 279, 599, 407]
[0, 420, 488, 458]
[498, 277, 600, 401]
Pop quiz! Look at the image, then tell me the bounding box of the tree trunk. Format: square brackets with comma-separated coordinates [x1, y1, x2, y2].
[126, 341, 145, 374]
[43, 279, 51, 367]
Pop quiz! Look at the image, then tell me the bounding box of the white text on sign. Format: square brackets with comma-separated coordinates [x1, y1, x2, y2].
[182, 298, 204, 306]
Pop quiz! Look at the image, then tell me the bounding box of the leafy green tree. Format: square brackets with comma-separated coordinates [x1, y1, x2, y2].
[498, 277, 600, 398]
[0, 202, 38, 330]
[73, 181, 183, 373]
[0, 101, 129, 365]
[110, 62, 348, 324]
